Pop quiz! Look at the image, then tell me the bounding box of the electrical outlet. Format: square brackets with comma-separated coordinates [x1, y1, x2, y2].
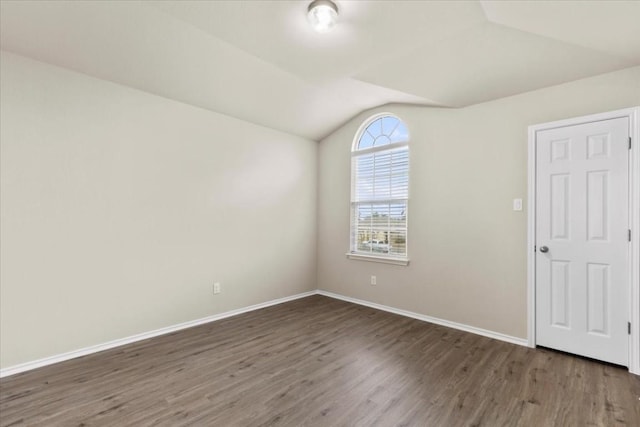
[213, 282, 221, 294]
[370, 275, 377, 285]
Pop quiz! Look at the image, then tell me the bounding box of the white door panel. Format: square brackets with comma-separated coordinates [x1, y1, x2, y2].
[536, 117, 629, 366]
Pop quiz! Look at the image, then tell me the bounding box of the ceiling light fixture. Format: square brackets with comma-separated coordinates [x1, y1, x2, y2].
[307, 0, 338, 33]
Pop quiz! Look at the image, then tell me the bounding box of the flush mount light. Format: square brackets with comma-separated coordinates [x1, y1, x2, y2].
[307, 0, 338, 33]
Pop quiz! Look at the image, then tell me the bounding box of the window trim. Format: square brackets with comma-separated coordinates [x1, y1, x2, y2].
[348, 113, 410, 265]
[345, 252, 410, 266]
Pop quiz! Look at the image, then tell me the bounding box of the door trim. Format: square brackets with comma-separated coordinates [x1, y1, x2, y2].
[527, 107, 640, 375]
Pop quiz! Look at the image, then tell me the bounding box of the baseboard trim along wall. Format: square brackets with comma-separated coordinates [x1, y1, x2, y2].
[2, 288, 528, 378]
[0, 291, 316, 378]
[317, 290, 529, 347]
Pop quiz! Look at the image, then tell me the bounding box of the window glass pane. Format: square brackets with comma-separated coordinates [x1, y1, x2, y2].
[366, 118, 383, 138]
[373, 135, 391, 147]
[390, 122, 409, 143]
[352, 200, 407, 256]
[382, 116, 399, 136]
[358, 131, 374, 150]
[388, 230, 407, 255]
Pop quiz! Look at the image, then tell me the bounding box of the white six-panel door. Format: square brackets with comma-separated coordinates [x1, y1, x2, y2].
[535, 117, 629, 366]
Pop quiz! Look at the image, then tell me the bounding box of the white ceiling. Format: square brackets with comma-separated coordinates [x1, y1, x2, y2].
[1, 1, 639, 140]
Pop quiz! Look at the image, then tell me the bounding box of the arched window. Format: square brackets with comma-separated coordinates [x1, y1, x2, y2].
[350, 114, 409, 260]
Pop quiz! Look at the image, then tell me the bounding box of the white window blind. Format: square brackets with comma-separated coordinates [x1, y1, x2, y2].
[351, 115, 409, 258]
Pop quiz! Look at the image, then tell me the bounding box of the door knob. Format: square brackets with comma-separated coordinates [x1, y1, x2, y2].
[539, 246, 549, 253]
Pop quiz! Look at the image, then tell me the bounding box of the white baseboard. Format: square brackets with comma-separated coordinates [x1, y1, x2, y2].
[0, 290, 316, 379]
[317, 290, 529, 347]
[1, 288, 528, 378]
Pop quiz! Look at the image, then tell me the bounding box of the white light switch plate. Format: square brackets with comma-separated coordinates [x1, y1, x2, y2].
[513, 198, 523, 211]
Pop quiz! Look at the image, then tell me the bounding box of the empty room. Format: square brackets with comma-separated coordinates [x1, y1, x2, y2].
[1, 0, 639, 425]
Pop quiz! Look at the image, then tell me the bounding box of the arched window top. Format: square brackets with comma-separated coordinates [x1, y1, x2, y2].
[354, 114, 409, 152]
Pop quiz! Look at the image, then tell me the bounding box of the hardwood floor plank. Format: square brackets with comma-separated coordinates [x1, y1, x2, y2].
[1, 295, 638, 426]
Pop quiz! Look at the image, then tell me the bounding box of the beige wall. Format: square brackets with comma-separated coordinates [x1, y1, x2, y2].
[0, 51, 317, 368]
[318, 66, 640, 339]
[2, 49, 639, 370]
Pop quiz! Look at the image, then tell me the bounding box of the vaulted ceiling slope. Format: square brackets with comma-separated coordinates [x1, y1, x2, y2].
[1, 1, 639, 141]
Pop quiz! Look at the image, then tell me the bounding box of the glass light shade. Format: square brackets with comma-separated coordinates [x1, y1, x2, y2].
[307, 0, 338, 33]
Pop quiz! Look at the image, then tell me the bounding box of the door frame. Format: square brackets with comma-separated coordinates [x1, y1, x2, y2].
[527, 107, 640, 375]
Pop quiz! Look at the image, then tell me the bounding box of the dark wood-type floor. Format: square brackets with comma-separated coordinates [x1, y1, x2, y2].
[1, 295, 639, 426]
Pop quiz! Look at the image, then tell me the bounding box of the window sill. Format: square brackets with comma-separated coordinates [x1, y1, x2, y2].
[345, 252, 410, 266]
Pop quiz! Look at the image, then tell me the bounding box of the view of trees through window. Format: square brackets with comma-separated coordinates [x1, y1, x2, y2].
[351, 115, 409, 258]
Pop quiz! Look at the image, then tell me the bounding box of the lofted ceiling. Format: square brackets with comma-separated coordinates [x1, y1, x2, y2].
[1, 0, 639, 141]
